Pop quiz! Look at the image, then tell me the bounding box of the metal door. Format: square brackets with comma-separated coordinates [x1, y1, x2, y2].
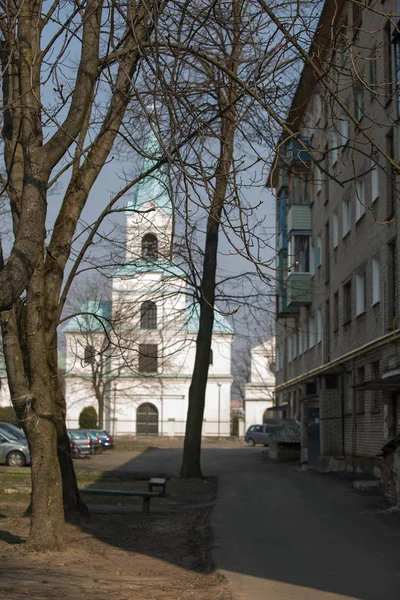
[307, 407, 320, 467]
[136, 403, 158, 436]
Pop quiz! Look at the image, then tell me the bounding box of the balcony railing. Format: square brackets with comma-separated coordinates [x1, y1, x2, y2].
[287, 204, 311, 233]
[286, 272, 313, 306]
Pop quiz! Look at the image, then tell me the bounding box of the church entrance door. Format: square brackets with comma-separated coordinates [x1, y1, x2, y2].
[137, 403, 159, 436]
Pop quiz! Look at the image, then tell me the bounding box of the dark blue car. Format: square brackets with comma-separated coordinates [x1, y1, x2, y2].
[83, 429, 114, 450]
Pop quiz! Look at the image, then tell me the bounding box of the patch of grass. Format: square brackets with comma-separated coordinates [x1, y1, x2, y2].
[113, 439, 155, 452]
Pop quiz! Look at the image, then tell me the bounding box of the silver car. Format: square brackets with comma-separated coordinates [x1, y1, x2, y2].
[0, 430, 31, 466]
[245, 424, 270, 447]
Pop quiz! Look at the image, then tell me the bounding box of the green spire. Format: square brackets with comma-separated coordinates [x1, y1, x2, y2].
[130, 131, 172, 214]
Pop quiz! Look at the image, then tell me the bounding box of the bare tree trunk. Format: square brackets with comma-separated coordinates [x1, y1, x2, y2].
[181, 106, 237, 478]
[48, 339, 90, 517]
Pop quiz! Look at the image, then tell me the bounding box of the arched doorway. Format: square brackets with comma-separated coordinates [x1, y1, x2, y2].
[137, 403, 158, 436]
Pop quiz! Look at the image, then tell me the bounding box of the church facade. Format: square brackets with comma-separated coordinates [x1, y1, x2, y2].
[64, 134, 234, 436]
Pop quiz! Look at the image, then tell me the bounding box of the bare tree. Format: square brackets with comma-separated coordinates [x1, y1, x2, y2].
[1, 0, 396, 550]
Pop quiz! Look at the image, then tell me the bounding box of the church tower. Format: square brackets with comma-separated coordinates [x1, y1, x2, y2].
[125, 132, 173, 263]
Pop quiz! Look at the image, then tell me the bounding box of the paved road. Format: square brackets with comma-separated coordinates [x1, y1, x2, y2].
[80, 445, 400, 599]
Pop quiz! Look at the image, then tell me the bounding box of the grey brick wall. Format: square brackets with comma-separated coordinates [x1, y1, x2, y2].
[274, 1, 400, 468]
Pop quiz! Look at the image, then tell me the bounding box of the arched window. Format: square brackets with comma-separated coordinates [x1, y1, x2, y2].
[141, 301, 157, 329]
[84, 345, 95, 366]
[142, 233, 158, 259]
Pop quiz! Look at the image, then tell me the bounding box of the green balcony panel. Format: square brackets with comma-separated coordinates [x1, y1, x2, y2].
[287, 205, 311, 233]
[287, 272, 313, 306]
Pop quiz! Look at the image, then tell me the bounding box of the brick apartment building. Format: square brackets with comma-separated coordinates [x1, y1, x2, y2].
[269, 0, 400, 475]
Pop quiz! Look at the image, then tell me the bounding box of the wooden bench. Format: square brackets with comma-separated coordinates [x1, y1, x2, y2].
[148, 477, 167, 497]
[79, 488, 163, 514]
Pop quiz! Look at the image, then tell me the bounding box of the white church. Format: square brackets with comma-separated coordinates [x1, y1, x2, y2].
[64, 133, 234, 437]
[244, 338, 275, 431]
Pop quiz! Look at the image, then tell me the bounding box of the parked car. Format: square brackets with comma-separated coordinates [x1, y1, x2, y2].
[85, 429, 114, 450]
[0, 430, 31, 466]
[0, 422, 26, 441]
[68, 430, 92, 458]
[81, 430, 104, 454]
[245, 424, 270, 447]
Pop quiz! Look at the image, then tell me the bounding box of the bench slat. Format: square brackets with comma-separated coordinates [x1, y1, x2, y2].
[80, 488, 160, 497]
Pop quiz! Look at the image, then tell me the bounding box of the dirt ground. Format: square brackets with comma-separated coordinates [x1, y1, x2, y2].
[0, 478, 232, 600]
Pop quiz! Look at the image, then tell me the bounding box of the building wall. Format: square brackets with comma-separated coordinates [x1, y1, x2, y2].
[273, 0, 400, 469]
[65, 376, 231, 436]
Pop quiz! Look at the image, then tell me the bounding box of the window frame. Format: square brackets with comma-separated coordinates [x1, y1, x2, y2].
[372, 257, 380, 306]
[138, 344, 158, 373]
[343, 280, 352, 325]
[355, 178, 366, 222]
[355, 271, 366, 316]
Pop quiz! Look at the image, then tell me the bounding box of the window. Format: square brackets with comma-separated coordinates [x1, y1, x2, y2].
[324, 222, 330, 283]
[355, 178, 366, 222]
[369, 48, 377, 97]
[356, 272, 366, 316]
[314, 93, 322, 124]
[342, 197, 351, 237]
[386, 130, 395, 218]
[333, 212, 339, 248]
[343, 280, 352, 324]
[331, 133, 338, 166]
[333, 292, 339, 332]
[309, 317, 315, 348]
[356, 367, 365, 413]
[371, 361, 380, 412]
[371, 160, 379, 203]
[209, 349, 213, 365]
[354, 86, 364, 121]
[324, 144, 330, 205]
[84, 345, 95, 366]
[384, 23, 393, 104]
[388, 241, 396, 328]
[303, 320, 308, 352]
[291, 175, 309, 205]
[289, 235, 311, 273]
[316, 236, 322, 268]
[142, 233, 158, 259]
[139, 344, 158, 373]
[316, 308, 322, 343]
[140, 301, 157, 329]
[339, 113, 349, 146]
[315, 165, 322, 195]
[294, 332, 298, 359]
[372, 258, 380, 305]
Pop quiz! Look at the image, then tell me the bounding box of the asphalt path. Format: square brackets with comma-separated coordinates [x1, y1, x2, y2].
[79, 444, 400, 599]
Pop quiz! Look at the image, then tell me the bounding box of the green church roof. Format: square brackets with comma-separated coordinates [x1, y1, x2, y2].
[130, 131, 172, 215]
[114, 260, 185, 278]
[63, 301, 112, 332]
[185, 303, 235, 335]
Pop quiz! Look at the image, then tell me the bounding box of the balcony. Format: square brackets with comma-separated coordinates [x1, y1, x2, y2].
[287, 204, 311, 233]
[279, 136, 311, 166]
[286, 272, 313, 306]
[277, 251, 299, 318]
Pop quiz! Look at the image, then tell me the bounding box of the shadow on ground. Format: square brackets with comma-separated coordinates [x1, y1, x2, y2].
[2, 444, 400, 599]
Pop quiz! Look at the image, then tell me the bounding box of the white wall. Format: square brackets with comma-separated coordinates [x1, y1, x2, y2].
[245, 399, 274, 431]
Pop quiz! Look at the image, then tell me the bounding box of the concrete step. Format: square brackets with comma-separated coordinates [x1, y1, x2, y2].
[353, 479, 380, 491]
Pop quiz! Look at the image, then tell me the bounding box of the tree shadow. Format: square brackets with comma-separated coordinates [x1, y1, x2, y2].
[0, 529, 24, 544]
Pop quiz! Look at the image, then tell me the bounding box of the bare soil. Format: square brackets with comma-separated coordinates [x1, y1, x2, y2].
[0, 478, 232, 600]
